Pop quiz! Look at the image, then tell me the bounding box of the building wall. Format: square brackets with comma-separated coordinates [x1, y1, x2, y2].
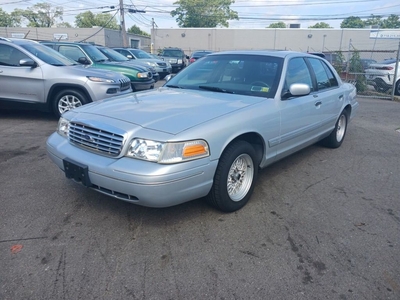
[151, 28, 400, 59]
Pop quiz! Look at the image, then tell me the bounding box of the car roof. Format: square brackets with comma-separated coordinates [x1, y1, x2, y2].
[0, 38, 39, 45]
[208, 50, 308, 59]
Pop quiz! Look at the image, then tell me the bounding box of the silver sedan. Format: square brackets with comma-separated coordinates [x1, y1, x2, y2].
[46, 50, 358, 212]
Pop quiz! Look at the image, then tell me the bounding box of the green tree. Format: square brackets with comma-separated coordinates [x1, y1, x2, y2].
[309, 22, 331, 28]
[171, 0, 239, 28]
[13, 3, 63, 27]
[0, 8, 21, 27]
[57, 22, 72, 28]
[364, 14, 383, 27]
[75, 11, 119, 29]
[340, 16, 364, 28]
[348, 50, 367, 92]
[127, 25, 150, 36]
[381, 14, 400, 28]
[268, 22, 286, 28]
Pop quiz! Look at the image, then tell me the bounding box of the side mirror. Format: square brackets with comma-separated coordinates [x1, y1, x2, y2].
[126, 55, 133, 59]
[282, 83, 311, 99]
[19, 58, 37, 68]
[164, 74, 176, 82]
[77, 57, 90, 65]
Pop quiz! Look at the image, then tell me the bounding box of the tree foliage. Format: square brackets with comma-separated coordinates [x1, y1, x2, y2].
[171, 0, 239, 28]
[340, 16, 364, 28]
[0, 8, 21, 27]
[341, 14, 400, 28]
[348, 50, 367, 92]
[127, 25, 150, 36]
[75, 11, 119, 29]
[268, 22, 286, 28]
[309, 22, 331, 28]
[13, 3, 63, 27]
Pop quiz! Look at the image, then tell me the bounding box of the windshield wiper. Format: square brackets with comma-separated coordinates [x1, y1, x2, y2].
[198, 86, 235, 94]
[165, 84, 184, 89]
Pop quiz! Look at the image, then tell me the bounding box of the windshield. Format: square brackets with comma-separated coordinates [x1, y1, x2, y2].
[165, 54, 283, 98]
[98, 47, 129, 62]
[21, 43, 77, 66]
[81, 45, 110, 62]
[130, 49, 153, 59]
[162, 50, 184, 57]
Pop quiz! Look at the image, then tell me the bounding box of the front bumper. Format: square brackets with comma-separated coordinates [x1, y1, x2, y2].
[46, 133, 217, 208]
[131, 79, 155, 91]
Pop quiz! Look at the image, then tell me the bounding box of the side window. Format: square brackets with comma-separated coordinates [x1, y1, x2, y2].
[308, 58, 338, 90]
[0, 45, 28, 67]
[59, 45, 85, 62]
[323, 62, 339, 87]
[285, 57, 313, 91]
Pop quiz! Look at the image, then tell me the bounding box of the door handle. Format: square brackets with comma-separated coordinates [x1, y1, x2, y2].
[315, 101, 322, 107]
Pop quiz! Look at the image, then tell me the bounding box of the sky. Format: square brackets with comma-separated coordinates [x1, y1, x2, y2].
[1, 0, 399, 34]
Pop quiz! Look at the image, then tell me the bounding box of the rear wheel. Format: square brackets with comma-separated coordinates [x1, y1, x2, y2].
[395, 80, 400, 96]
[206, 140, 258, 212]
[53, 89, 89, 117]
[321, 110, 349, 148]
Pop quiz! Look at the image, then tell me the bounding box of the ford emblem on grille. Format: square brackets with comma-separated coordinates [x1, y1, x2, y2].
[83, 134, 94, 142]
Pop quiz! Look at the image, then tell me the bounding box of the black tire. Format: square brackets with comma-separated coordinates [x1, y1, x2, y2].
[395, 81, 400, 96]
[53, 89, 89, 117]
[321, 109, 349, 148]
[206, 140, 258, 212]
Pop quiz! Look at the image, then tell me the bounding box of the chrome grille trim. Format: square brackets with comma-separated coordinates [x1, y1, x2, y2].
[119, 77, 131, 91]
[69, 122, 124, 157]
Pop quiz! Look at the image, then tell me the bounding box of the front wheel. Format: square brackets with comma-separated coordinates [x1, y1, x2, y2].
[321, 110, 349, 148]
[206, 140, 258, 212]
[53, 89, 89, 117]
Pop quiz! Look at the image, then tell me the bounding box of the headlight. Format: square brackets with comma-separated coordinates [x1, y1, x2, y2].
[146, 62, 157, 67]
[177, 59, 183, 64]
[87, 76, 115, 83]
[57, 117, 70, 137]
[126, 139, 209, 164]
[137, 72, 149, 78]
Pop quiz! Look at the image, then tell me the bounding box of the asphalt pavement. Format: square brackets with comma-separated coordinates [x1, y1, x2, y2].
[0, 92, 399, 300]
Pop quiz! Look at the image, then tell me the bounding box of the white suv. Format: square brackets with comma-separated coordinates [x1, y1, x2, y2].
[365, 59, 400, 95]
[0, 38, 132, 117]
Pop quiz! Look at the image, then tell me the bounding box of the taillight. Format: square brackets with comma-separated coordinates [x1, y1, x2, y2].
[190, 58, 196, 63]
[377, 66, 394, 70]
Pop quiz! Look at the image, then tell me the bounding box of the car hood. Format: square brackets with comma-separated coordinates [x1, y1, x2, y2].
[100, 61, 149, 72]
[70, 65, 127, 79]
[73, 88, 265, 135]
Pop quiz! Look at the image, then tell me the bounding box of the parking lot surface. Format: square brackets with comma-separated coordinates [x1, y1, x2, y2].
[1, 92, 399, 299]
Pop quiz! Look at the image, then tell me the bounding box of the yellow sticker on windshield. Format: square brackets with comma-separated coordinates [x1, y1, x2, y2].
[251, 86, 269, 92]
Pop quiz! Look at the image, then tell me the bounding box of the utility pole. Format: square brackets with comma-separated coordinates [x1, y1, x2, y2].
[119, 0, 128, 47]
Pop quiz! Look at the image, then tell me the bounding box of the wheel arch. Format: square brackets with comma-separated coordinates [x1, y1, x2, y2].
[220, 132, 265, 168]
[46, 84, 93, 110]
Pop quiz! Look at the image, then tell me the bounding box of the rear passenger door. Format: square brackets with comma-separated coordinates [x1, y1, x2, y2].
[306, 57, 343, 133]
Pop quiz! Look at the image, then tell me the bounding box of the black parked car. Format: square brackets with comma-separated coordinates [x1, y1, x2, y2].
[158, 47, 189, 73]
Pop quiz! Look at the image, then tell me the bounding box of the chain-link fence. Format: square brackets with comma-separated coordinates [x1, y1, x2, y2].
[328, 41, 400, 100]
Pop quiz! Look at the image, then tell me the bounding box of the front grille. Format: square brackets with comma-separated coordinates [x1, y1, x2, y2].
[69, 122, 124, 157]
[119, 77, 131, 91]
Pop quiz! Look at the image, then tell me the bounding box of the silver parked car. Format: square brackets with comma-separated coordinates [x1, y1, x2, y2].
[113, 47, 172, 79]
[46, 51, 358, 212]
[0, 38, 132, 117]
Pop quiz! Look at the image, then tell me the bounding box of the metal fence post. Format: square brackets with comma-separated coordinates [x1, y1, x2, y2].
[391, 40, 400, 101]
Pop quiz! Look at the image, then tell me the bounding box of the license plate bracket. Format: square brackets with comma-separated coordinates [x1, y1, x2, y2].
[63, 158, 91, 187]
